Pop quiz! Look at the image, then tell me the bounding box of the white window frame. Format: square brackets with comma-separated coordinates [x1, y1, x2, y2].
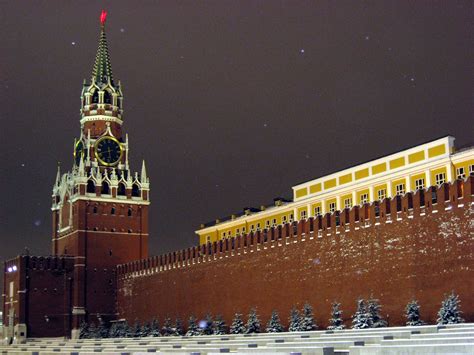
[469, 165, 474, 175]
[344, 198, 352, 209]
[289, 214, 294, 222]
[377, 189, 386, 201]
[282, 215, 287, 224]
[435, 173, 446, 186]
[456, 167, 465, 179]
[272, 218, 277, 227]
[314, 206, 321, 216]
[396, 183, 405, 195]
[359, 193, 368, 205]
[415, 178, 425, 191]
[250, 224, 255, 232]
[300, 210, 307, 219]
[256, 223, 261, 231]
[329, 202, 336, 213]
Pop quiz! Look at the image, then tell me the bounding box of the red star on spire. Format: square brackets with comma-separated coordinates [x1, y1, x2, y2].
[100, 10, 107, 26]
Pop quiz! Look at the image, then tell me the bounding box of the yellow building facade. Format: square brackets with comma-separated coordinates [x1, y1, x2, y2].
[196, 136, 474, 245]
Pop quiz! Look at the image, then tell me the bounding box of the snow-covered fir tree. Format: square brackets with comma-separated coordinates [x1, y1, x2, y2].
[123, 321, 133, 338]
[174, 318, 184, 336]
[328, 302, 345, 330]
[352, 299, 371, 329]
[162, 317, 174, 336]
[213, 315, 227, 335]
[150, 319, 161, 337]
[266, 310, 284, 333]
[141, 322, 151, 337]
[78, 321, 89, 339]
[186, 316, 202, 336]
[301, 303, 317, 331]
[88, 322, 98, 339]
[203, 313, 214, 335]
[230, 313, 246, 334]
[132, 320, 141, 337]
[288, 307, 302, 332]
[108, 322, 118, 338]
[97, 321, 109, 338]
[437, 292, 464, 325]
[405, 300, 425, 326]
[367, 298, 387, 328]
[245, 308, 261, 334]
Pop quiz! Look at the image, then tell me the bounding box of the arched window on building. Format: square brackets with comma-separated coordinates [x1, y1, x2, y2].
[87, 180, 95, 193]
[92, 90, 99, 104]
[101, 182, 110, 195]
[117, 183, 126, 196]
[128, 208, 132, 217]
[104, 90, 112, 104]
[132, 184, 140, 197]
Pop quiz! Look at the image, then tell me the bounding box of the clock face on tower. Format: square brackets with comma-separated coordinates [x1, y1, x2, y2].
[74, 140, 84, 166]
[94, 136, 123, 166]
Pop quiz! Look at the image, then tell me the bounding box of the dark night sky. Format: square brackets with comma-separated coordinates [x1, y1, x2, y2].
[0, 1, 473, 290]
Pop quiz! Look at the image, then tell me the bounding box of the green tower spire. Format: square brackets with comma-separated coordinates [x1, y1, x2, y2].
[91, 10, 114, 86]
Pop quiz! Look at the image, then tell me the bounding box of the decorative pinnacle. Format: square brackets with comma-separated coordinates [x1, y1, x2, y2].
[100, 10, 107, 26]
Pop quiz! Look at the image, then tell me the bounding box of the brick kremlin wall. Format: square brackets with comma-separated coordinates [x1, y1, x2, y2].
[3, 256, 75, 338]
[117, 178, 473, 329]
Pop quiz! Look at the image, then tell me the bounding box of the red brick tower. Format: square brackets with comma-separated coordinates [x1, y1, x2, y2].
[50, 11, 150, 337]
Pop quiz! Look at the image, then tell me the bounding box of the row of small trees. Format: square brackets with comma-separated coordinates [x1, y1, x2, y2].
[79, 292, 464, 338]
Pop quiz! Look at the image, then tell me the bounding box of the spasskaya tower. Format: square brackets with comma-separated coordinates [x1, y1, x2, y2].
[51, 11, 150, 334]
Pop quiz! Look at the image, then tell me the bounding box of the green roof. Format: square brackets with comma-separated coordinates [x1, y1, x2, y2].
[91, 24, 114, 86]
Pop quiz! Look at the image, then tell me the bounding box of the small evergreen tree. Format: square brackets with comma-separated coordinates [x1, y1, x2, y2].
[108, 322, 120, 338]
[367, 298, 387, 328]
[352, 299, 371, 329]
[141, 322, 151, 337]
[437, 292, 464, 325]
[405, 300, 425, 326]
[245, 308, 261, 334]
[150, 319, 161, 337]
[174, 318, 184, 336]
[213, 315, 227, 335]
[123, 321, 133, 338]
[266, 310, 284, 333]
[230, 313, 246, 334]
[203, 313, 214, 335]
[132, 320, 141, 337]
[162, 317, 174, 336]
[301, 303, 317, 331]
[288, 307, 302, 332]
[328, 302, 345, 330]
[186, 315, 202, 336]
[78, 321, 89, 339]
[88, 322, 98, 339]
[97, 321, 109, 338]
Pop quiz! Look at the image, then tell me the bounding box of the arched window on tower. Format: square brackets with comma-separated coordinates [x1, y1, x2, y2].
[132, 184, 140, 197]
[92, 90, 99, 104]
[104, 90, 112, 104]
[117, 183, 126, 196]
[87, 180, 95, 193]
[101, 182, 110, 195]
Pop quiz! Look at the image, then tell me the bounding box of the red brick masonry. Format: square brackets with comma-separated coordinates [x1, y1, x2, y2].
[117, 178, 473, 328]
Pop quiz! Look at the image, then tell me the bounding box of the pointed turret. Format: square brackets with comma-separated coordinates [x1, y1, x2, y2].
[91, 10, 114, 86]
[55, 163, 61, 187]
[78, 155, 85, 177]
[141, 160, 147, 184]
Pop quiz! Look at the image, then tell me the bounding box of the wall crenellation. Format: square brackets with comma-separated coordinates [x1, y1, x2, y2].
[117, 176, 473, 279]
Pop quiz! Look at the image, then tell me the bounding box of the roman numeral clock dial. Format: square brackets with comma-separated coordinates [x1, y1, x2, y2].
[94, 136, 123, 166]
